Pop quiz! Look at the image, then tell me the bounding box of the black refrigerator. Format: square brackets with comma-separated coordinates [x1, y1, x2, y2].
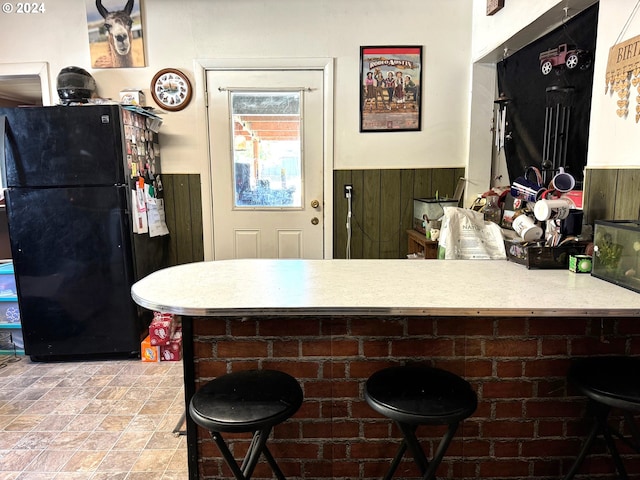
[0, 105, 169, 361]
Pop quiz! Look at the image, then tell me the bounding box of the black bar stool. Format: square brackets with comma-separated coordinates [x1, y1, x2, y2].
[564, 356, 640, 480]
[364, 364, 477, 480]
[189, 369, 303, 480]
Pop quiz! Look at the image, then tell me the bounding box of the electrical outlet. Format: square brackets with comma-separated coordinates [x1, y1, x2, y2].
[344, 184, 353, 198]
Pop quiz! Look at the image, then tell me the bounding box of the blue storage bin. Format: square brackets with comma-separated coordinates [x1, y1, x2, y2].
[0, 262, 17, 297]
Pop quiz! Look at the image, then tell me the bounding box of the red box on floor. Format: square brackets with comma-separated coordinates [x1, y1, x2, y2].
[160, 328, 182, 362]
[141, 335, 160, 362]
[149, 312, 175, 346]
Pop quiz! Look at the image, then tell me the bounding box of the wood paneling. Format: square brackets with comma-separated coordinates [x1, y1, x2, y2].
[583, 168, 640, 225]
[163, 168, 638, 265]
[333, 168, 465, 259]
[162, 174, 204, 266]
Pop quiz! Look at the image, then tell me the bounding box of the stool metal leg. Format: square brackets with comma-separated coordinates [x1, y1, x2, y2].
[384, 433, 409, 480]
[261, 444, 287, 480]
[211, 431, 246, 480]
[563, 419, 599, 480]
[599, 415, 628, 480]
[422, 422, 459, 480]
[210, 427, 285, 480]
[564, 401, 634, 480]
[623, 412, 640, 452]
[398, 422, 429, 475]
[385, 421, 459, 480]
[240, 428, 271, 480]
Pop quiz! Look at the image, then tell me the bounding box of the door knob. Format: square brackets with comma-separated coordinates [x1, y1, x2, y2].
[311, 217, 319, 225]
[311, 199, 320, 209]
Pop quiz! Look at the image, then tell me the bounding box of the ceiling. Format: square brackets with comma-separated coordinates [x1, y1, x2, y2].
[0, 75, 43, 106]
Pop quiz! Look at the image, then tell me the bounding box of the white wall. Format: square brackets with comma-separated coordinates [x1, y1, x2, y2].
[587, 0, 640, 167]
[0, 0, 473, 174]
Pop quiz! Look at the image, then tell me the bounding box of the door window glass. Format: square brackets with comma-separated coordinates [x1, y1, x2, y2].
[231, 91, 302, 208]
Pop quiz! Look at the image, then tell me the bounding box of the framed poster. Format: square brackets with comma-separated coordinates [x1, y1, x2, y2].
[86, 0, 147, 68]
[360, 46, 422, 132]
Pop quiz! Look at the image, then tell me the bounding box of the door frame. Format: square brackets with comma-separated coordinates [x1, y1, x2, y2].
[194, 58, 335, 260]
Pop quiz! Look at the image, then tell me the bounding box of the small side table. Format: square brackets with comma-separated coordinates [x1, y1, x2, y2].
[406, 229, 438, 259]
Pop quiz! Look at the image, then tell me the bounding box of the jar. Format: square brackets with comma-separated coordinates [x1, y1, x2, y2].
[483, 195, 502, 225]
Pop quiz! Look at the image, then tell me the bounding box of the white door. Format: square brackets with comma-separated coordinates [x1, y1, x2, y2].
[207, 69, 325, 259]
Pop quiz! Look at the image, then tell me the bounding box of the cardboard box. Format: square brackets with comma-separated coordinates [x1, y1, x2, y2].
[119, 89, 146, 106]
[149, 313, 175, 346]
[160, 328, 182, 362]
[569, 254, 592, 273]
[140, 335, 160, 362]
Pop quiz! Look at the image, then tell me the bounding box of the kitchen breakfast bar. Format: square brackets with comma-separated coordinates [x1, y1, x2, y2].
[131, 259, 640, 480]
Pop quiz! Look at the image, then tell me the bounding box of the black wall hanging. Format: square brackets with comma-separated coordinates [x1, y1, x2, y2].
[497, 4, 598, 187]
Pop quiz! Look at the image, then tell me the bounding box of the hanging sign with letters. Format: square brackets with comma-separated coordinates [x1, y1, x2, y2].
[605, 34, 640, 121]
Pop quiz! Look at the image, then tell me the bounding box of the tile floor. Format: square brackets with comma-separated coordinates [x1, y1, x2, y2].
[0, 354, 187, 479]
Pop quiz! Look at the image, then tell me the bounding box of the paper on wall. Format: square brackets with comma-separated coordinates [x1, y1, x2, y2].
[147, 198, 169, 237]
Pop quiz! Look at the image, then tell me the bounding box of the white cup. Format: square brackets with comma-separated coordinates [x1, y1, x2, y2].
[512, 214, 543, 242]
[549, 167, 575, 193]
[533, 198, 573, 221]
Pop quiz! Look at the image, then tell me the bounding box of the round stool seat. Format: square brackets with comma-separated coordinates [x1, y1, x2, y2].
[189, 369, 303, 433]
[365, 365, 477, 425]
[568, 356, 640, 412]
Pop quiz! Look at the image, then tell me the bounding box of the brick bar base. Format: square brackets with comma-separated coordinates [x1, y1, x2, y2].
[188, 315, 640, 479]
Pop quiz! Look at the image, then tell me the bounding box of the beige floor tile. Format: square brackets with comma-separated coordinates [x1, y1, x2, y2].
[96, 415, 133, 432]
[12, 431, 56, 450]
[0, 476, 12, 480]
[0, 431, 25, 450]
[165, 448, 188, 473]
[33, 414, 75, 432]
[24, 449, 76, 472]
[81, 431, 122, 451]
[125, 414, 163, 432]
[63, 414, 106, 432]
[97, 450, 141, 472]
[48, 431, 90, 450]
[52, 473, 95, 479]
[0, 357, 187, 477]
[0, 450, 42, 471]
[89, 473, 128, 480]
[130, 448, 172, 472]
[4, 414, 45, 431]
[95, 387, 129, 402]
[112, 431, 150, 451]
[0, 473, 20, 480]
[21, 401, 60, 416]
[60, 450, 107, 472]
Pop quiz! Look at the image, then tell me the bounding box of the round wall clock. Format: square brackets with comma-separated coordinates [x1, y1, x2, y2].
[150, 68, 192, 111]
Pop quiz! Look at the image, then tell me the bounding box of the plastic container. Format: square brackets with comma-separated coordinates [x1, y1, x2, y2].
[592, 220, 640, 293]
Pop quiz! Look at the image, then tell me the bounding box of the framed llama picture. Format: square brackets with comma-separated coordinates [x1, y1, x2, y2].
[360, 46, 423, 132]
[86, 0, 146, 68]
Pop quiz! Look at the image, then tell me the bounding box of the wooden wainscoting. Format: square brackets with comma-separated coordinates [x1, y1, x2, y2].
[583, 168, 640, 224]
[162, 168, 638, 264]
[162, 174, 204, 266]
[333, 168, 465, 259]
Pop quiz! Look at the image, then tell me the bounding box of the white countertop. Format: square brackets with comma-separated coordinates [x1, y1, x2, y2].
[131, 259, 640, 317]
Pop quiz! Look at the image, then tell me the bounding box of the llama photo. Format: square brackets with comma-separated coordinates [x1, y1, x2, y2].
[86, 0, 146, 68]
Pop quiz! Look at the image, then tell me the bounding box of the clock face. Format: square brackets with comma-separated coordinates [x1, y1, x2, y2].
[151, 69, 192, 111]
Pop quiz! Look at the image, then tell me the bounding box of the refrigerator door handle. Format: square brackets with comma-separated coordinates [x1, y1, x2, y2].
[1, 115, 6, 188]
[118, 186, 136, 285]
